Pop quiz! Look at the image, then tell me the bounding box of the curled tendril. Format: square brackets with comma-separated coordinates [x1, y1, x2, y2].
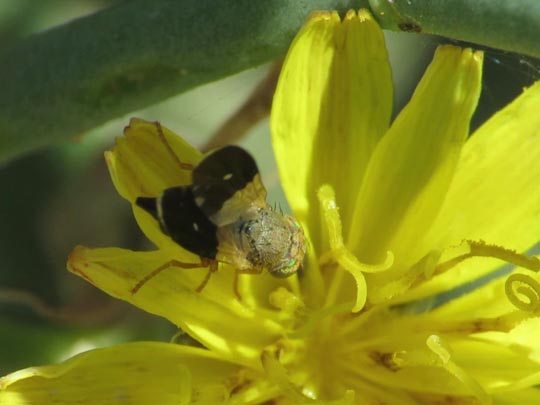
[317, 184, 394, 313]
[505, 273, 540, 313]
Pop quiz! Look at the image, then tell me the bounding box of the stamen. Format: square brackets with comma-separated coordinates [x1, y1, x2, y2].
[389, 336, 490, 403]
[426, 335, 491, 405]
[435, 240, 540, 275]
[317, 185, 393, 313]
[433, 240, 540, 313]
[372, 251, 441, 303]
[505, 273, 540, 313]
[269, 287, 304, 313]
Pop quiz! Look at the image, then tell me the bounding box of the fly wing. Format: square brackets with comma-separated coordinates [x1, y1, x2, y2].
[192, 146, 267, 226]
[136, 186, 218, 259]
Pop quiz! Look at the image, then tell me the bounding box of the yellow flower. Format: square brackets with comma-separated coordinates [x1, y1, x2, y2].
[3, 9, 540, 404]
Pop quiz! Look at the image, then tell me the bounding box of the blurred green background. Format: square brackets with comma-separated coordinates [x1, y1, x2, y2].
[0, 0, 538, 375]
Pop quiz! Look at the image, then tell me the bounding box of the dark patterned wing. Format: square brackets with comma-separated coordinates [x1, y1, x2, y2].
[192, 146, 267, 226]
[136, 186, 218, 259]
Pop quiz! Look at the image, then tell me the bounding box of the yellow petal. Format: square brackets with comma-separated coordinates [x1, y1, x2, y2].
[271, 9, 392, 247]
[349, 312, 540, 400]
[494, 389, 540, 405]
[106, 118, 202, 253]
[427, 83, 540, 279]
[348, 46, 483, 272]
[0, 342, 241, 404]
[385, 276, 540, 397]
[107, 117, 200, 202]
[395, 241, 540, 311]
[67, 246, 284, 368]
[433, 293, 540, 365]
[423, 272, 516, 319]
[448, 338, 540, 395]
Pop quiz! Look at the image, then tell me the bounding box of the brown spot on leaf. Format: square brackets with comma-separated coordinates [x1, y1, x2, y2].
[398, 21, 422, 33]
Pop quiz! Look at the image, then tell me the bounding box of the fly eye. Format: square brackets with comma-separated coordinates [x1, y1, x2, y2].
[270, 257, 299, 278]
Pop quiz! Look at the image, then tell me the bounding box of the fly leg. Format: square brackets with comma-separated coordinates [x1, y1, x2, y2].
[154, 121, 194, 171]
[233, 267, 264, 301]
[131, 258, 214, 294]
[195, 260, 219, 293]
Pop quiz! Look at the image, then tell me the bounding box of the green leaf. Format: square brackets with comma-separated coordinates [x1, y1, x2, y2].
[0, 0, 368, 163]
[0, 0, 538, 163]
[370, 0, 540, 58]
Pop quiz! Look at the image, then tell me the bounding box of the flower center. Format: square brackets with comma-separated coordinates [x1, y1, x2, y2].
[262, 184, 540, 403]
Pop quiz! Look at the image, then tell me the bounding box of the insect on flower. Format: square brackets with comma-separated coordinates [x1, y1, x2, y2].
[132, 122, 306, 296]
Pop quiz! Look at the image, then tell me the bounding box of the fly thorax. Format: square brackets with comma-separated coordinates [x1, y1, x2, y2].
[233, 208, 305, 278]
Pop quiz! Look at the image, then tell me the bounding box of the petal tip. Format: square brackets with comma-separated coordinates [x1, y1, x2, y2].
[104, 150, 114, 166]
[307, 10, 340, 25]
[125, 117, 149, 132]
[67, 245, 96, 284]
[344, 9, 357, 21]
[473, 49, 484, 63]
[356, 8, 373, 22]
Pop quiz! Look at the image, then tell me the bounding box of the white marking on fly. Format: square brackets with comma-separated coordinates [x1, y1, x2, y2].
[223, 173, 233, 180]
[156, 195, 164, 222]
[195, 196, 205, 206]
[193, 222, 199, 232]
